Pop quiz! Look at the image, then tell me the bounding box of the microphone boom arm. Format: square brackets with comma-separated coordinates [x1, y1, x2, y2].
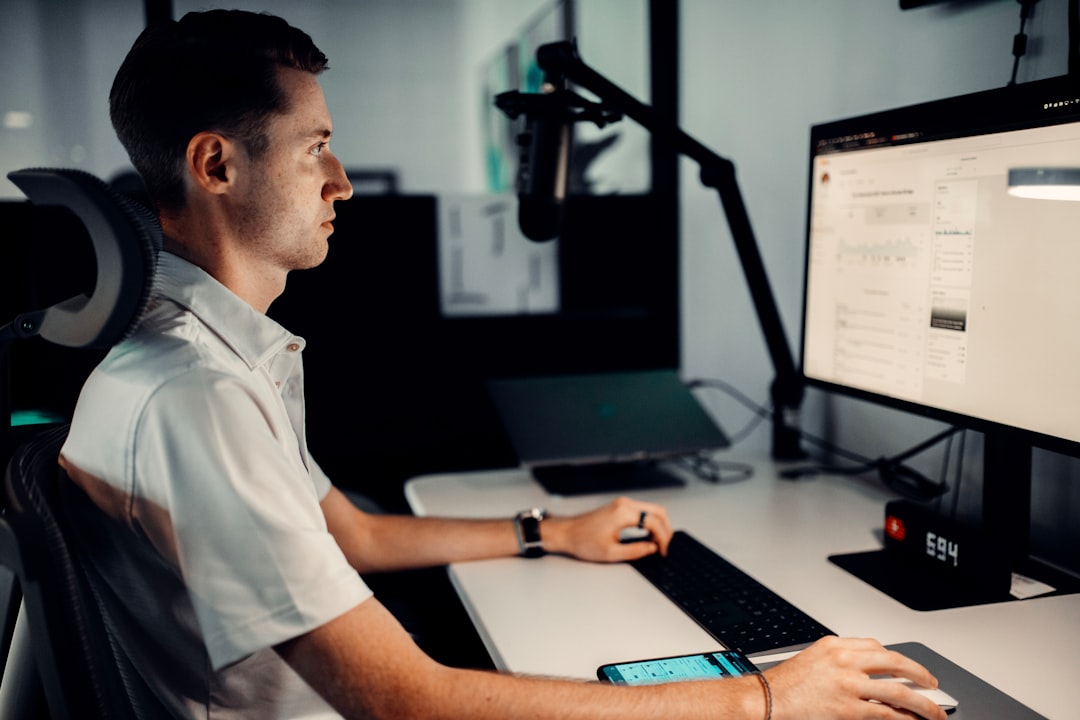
[494, 86, 621, 130]
[504, 40, 805, 460]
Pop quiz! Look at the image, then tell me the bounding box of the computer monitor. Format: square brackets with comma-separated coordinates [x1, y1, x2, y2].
[800, 75, 1080, 608]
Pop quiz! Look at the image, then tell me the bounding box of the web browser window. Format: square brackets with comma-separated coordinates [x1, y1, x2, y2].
[803, 121, 1080, 444]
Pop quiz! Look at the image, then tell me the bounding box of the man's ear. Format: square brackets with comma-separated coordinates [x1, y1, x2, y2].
[186, 132, 236, 195]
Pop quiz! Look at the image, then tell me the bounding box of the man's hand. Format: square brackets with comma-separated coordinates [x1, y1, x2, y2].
[542, 496, 674, 562]
[766, 636, 949, 720]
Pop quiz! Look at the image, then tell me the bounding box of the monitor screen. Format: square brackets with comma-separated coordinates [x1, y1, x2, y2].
[801, 75, 1080, 458]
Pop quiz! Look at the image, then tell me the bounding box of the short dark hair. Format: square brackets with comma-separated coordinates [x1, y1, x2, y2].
[109, 10, 329, 213]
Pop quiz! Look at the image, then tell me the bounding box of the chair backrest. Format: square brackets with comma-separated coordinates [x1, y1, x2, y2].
[0, 425, 164, 719]
[0, 168, 165, 718]
[2, 168, 161, 349]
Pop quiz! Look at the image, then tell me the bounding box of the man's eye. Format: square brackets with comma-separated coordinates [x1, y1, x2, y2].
[311, 142, 328, 156]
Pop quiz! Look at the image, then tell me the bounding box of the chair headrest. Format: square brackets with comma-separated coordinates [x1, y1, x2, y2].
[4, 168, 162, 349]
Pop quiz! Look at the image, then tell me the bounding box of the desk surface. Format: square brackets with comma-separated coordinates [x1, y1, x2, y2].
[405, 456, 1078, 720]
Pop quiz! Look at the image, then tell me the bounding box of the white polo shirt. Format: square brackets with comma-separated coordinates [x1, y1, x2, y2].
[61, 251, 372, 718]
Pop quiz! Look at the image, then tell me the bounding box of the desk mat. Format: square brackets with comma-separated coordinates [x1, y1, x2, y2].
[752, 642, 1045, 718]
[885, 642, 1046, 719]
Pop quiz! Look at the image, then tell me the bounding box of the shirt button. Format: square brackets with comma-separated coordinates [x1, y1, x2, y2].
[286, 342, 301, 352]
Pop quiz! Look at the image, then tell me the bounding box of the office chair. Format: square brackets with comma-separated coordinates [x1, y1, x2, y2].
[0, 168, 165, 719]
[1, 424, 171, 719]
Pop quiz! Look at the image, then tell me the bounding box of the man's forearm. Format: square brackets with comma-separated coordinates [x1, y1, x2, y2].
[349, 512, 522, 572]
[323, 486, 529, 572]
[278, 597, 766, 720]
[418, 662, 765, 720]
[324, 488, 672, 573]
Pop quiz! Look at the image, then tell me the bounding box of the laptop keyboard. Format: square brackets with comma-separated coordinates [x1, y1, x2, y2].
[630, 531, 834, 655]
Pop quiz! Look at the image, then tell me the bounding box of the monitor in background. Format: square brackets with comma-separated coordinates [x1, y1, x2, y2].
[800, 75, 1080, 609]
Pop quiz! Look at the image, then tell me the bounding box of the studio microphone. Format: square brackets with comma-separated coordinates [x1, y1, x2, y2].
[514, 86, 572, 242]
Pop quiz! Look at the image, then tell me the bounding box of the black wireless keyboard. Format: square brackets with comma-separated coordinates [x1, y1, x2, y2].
[630, 530, 835, 655]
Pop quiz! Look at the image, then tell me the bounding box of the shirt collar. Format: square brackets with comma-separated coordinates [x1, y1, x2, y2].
[151, 251, 303, 370]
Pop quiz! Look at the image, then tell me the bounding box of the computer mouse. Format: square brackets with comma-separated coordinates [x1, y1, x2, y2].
[881, 677, 958, 712]
[618, 526, 652, 543]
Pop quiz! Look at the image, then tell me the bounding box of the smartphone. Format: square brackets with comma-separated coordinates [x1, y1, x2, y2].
[597, 649, 759, 685]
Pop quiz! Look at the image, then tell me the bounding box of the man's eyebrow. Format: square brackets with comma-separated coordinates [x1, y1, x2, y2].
[304, 127, 333, 142]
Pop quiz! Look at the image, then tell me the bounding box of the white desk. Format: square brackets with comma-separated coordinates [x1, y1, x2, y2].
[405, 455, 1078, 719]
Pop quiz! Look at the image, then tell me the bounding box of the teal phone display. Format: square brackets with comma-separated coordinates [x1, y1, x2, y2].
[597, 650, 758, 685]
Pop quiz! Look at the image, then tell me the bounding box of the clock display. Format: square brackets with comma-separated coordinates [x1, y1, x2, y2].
[926, 531, 959, 567]
[883, 499, 1011, 595]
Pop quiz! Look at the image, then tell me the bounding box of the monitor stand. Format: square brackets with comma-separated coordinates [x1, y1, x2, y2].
[829, 549, 1009, 611]
[530, 459, 684, 496]
[830, 432, 1080, 611]
[829, 547, 1080, 611]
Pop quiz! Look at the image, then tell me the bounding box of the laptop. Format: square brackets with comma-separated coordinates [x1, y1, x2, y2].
[487, 369, 729, 495]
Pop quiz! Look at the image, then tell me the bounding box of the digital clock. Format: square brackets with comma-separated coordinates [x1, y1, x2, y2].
[882, 499, 1011, 595]
[925, 530, 959, 567]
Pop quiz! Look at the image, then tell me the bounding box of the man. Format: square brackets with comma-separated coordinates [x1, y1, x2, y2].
[60, 9, 946, 719]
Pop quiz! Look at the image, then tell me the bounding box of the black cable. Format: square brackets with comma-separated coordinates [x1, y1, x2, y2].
[687, 376, 869, 464]
[1009, 0, 1039, 86]
[790, 427, 960, 500]
[796, 430, 874, 467]
[685, 376, 955, 499]
[686, 377, 769, 418]
[684, 378, 771, 446]
[672, 453, 755, 484]
[779, 423, 959, 500]
[888, 426, 961, 465]
[1070, 0, 1079, 77]
[688, 376, 881, 464]
[727, 412, 769, 446]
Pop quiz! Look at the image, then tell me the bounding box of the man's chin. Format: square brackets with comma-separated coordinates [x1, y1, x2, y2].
[295, 240, 330, 271]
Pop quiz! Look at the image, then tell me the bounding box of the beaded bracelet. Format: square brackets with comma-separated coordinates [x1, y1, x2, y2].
[754, 672, 773, 720]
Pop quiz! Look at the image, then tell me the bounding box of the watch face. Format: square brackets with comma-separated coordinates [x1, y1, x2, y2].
[517, 509, 546, 557]
[521, 515, 542, 541]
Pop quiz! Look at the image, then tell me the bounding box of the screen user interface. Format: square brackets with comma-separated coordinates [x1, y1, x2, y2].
[600, 651, 758, 685]
[803, 91, 1080, 448]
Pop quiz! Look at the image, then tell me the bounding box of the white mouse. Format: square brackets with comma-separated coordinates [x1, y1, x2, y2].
[618, 526, 652, 543]
[881, 677, 958, 711]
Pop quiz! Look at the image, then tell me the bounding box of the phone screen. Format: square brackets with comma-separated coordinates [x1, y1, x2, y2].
[597, 650, 759, 685]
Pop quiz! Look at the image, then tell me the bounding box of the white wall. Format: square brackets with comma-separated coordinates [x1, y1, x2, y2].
[0, 0, 556, 197]
[0, 0, 648, 194]
[0, 1, 144, 196]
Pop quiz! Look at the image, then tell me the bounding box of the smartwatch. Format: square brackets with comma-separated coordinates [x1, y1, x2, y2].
[514, 508, 547, 558]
